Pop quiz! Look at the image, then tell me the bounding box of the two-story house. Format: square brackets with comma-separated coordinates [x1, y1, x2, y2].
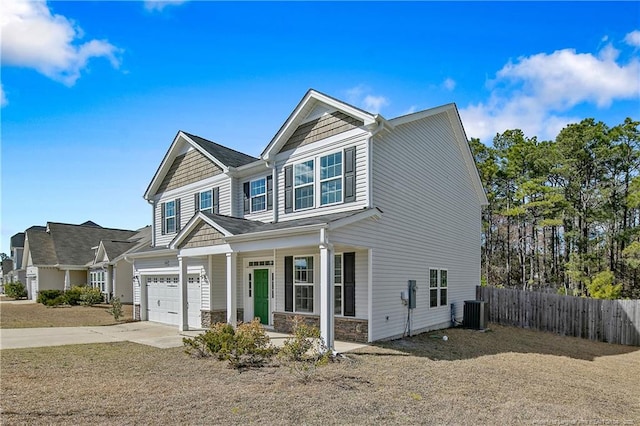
[129, 89, 487, 347]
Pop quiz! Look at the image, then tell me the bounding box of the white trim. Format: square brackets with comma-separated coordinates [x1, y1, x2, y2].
[292, 254, 316, 315]
[243, 255, 275, 325]
[179, 244, 233, 257]
[367, 248, 373, 343]
[319, 150, 344, 207]
[429, 268, 449, 309]
[293, 158, 315, 212]
[249, 177, 267, 213]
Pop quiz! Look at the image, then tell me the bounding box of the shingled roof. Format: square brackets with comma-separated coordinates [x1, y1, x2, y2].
[183, 131, 258, 168]
[25, 226, 56, 265]
[10, 232, 25, 249]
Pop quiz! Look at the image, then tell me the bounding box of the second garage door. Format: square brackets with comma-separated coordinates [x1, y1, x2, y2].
[146, 275, 201, 328]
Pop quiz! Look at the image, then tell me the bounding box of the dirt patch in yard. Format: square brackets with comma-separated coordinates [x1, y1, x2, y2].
[1, 324, 638, 425]
[0, 301, 133, 328]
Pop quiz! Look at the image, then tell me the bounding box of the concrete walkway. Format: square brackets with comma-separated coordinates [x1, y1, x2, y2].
[0, 321, 368, 353]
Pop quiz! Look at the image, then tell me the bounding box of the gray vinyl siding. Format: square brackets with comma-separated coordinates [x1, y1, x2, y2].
[331, 111, 482, 341]
[154, 178, 232, 247]
[272, 247, 368, 319]
[275, 132, 370, 222]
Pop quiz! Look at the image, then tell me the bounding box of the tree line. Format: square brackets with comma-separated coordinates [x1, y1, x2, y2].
[470, 117, 640, 299]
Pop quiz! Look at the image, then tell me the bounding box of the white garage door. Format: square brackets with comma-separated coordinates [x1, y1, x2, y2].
[146, 275, 201, 328]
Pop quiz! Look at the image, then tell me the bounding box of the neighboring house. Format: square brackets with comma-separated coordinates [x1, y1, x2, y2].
[22, 221, 142, 301]
[129, 89, 487, 347]
[87, 226, 151, 303]
[2, 233, 26, 285]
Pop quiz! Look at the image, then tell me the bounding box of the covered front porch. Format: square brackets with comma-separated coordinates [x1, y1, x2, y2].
[170, 209, 380, 348]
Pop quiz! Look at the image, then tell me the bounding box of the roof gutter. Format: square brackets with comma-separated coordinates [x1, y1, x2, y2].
[224, 223, 326, 243]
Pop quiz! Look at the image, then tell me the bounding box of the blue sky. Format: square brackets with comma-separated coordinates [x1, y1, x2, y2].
[1, 1, 639, 253]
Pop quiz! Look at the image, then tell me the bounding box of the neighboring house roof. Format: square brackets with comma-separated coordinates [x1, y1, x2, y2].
[1, 259, 14, 274]
[26, 222, 138, 267]
[10, 232, 25, 249]
[183, 132, 258, 168]
[80, 221, 101, 227]
[25, 226, 57, 265]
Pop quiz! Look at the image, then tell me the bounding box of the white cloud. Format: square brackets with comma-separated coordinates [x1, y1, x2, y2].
[1, 0, 121, 86]
[0, 83, 7, 107]
[443, 77, 456, 91]
[144, 0, 187, 12]
[460, 43, 640, 143]
[625, 30, 640, 47]
[344, 84, 389, 114]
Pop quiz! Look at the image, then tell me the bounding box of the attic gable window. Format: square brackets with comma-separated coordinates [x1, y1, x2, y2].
[250, 178, 267, 212]
[320, 151, 342, 205]
[294, 160, 314, 210]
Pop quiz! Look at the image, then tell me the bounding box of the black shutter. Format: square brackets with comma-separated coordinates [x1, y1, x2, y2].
[284, 165, 293, 213]
[285, 256, 293, 312]
[194, 193, 200, 212]
[175, 198, 181, 232]
[344, 147, 356, 203]
[243, 182, 250, 214]
[161, 202, 166, 235]
[266, 175, 273, 211]
[213, 187, 220, 214]
[344, 252, 355, 316]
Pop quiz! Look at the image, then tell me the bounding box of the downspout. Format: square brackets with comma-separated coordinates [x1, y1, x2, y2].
[266, 160, 278, 223]
[367, 117, 386, 209]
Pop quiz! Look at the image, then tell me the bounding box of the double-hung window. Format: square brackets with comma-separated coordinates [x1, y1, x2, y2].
[294, 160, 314, 210]
[320, 152, 343, 205]
[199, 190, 212, 214]
[164, 201, 176, 233]
[250, 178, 267, 212]
[294, 256, 314, 312]
[430, 269, 448, 308]
[334, 254, 343, 315]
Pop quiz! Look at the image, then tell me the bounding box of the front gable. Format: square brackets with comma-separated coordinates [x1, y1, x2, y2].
[279, 110, 364, 154]
[179, 221, 226, 249]
[262, 89, 378, 161]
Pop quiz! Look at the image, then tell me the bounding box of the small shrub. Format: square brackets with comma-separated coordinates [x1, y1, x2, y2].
[64, 286, 84, 305]
[184, 319, 276, 369]
[278, 316, 331, 382]
[107, 296, 123, 321]
[79, 286, 104, 306]
[37, 289, 65, 305]
[4, 281, 27, 299]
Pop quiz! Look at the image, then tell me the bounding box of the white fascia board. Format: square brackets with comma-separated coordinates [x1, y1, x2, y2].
[231, 233, 320, 252]
[225, 223, 325, 243]
[388, 103, 455, 126]
[125, 248, 177, 260]
[56, 265, 89, 271]
[327, 209, 382, 231]
[178, 244, 232, 257]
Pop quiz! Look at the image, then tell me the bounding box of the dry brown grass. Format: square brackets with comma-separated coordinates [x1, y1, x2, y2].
[1, 324, 638, 425]
[0, 301, 133, 328]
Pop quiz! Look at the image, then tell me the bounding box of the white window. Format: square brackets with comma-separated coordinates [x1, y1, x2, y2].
[199, 190, 212, 214]
[294, 256, 314, 313]
[294, 160, 314, 210]
[164, 201, 176, 233]
[320, 152, 343, 205]
[334, 253, 343, 315]
[430, 269, 448, 308]
[250, 178, 267, 212]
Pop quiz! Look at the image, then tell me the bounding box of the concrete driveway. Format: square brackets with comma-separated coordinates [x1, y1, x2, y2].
[0, 321, 367, 352]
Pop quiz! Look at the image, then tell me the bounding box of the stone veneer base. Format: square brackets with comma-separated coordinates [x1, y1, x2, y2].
[272, 312, 368, 343]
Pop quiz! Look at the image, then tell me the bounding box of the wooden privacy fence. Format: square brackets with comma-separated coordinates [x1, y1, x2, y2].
[476, 286, 640, 346]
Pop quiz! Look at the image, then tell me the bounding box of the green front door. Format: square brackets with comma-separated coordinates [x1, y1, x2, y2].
[254, 269, 269, 325]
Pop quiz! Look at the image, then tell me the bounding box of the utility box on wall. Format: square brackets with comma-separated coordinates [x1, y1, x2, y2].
[463, 300, 488, 329]
[408, 280, 417, 309]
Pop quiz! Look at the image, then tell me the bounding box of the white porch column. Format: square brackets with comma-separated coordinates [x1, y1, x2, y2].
[64, 270, 70, 291]
[178, 256, 188, 331]
[105, 266, 112, 302]
[319, 229, 335, 351]
[226, 252, 237, 327]
[139, 275, 148, 321]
